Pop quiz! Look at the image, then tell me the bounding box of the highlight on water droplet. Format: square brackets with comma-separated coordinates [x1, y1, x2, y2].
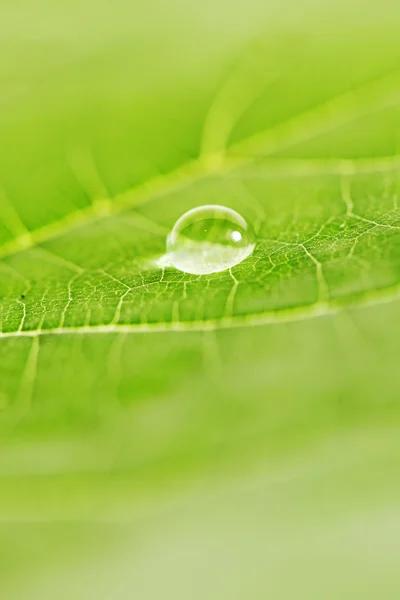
[166, 205, 255, 275]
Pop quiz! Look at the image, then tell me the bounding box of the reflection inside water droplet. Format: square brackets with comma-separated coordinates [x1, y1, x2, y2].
[166, 205, 255, 275]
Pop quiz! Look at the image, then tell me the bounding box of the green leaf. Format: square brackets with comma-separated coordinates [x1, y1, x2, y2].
[2, 1, 400, 598]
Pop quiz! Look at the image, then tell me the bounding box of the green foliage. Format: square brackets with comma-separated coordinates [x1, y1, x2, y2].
[2, 0, 400, 597]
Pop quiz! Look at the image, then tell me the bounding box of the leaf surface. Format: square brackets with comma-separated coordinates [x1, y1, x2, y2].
[2, 1, 400, 597]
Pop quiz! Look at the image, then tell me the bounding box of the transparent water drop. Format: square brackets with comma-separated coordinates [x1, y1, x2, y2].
[166, 205, 255, 275]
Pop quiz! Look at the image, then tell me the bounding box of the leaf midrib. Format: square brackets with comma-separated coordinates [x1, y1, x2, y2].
[2, 67, 400, 261]
[2, 279, 400, 338]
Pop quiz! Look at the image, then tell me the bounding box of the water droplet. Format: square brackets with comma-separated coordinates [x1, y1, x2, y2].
[166, 205, 255, 275]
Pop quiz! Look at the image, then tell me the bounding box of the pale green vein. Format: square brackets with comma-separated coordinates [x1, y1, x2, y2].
[0, 158, 209, 261]
[299, 244, 329, 302]
[1, 65, 400, 263]
[34, 247, 84, 274]
[232, 156, 400, 179]
[341, 176, 400, 230]
[66, 141, 111, 204]
[0, 189, 32, 243]
[1, 280, 400, 339]
[230, 67, 400, 157]
[1, 154, 400, 266]
[200, 36, 293, 164]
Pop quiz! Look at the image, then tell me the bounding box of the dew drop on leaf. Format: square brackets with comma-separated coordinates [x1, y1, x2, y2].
[166, 205, 255, 275]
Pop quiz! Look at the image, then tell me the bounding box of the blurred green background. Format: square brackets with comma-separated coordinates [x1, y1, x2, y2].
[2, 0, 400, 597]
